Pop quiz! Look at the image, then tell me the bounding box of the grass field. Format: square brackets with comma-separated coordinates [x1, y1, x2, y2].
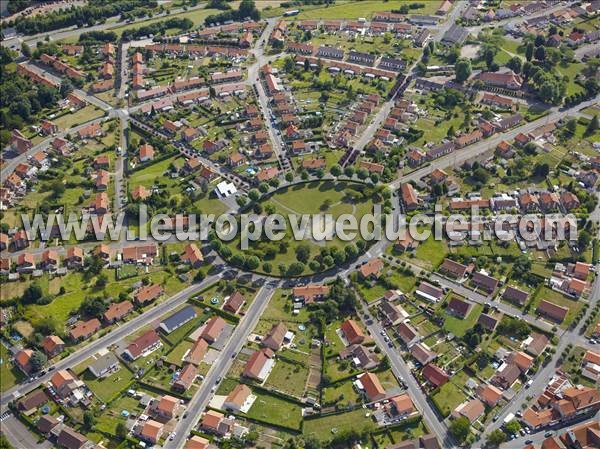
[223, 181, 377, 276]
[0, 343, 25, 392]
[53, 105, 104, 130]
[265, 358, 309, 398]
[245, 391, 303, 430]
[303, 408, 377, 440]
[430, 378, 468, 418]
[79, 362, 135, 403]
[443, 303, 483, 337]
[529, 286, 584, 328]
[294, 0, 440, 20]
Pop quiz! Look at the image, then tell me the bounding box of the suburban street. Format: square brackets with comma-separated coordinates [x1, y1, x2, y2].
[1, 2, 599, 448]
[390, 95, 600, 188]
[0, 274, 222, 409]
[170, 286, 277, 449]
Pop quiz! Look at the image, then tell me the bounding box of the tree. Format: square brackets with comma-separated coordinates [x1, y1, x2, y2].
[296, 244, 311, 263]
[535, 45, 546, 61]
[525, 42, 534, 61]
[60, 79, 73, 97]
[21, 42, 31, 58]
[248, 189, 260, 202]
[22, 283, 44, 304]
[455, 58, 472, 83]
[83, 411, 95, 430]
[506, 56, 522, 74]
[585, 115, 599, 136]
[29, 350, 47, 372]
[246, 255, 260, 270]
[533, 162, 550, 178]
[330, 164, 342, 177]
[448, 417, 470, 443]
[50, 179, 65, 199]
[115, 422, 128, 439]
[487, 429, 507, 446]
[505, 420, 521, 435]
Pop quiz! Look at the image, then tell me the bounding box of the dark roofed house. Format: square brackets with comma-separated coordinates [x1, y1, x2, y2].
[447, 297, 471, 319]
[57, 427, 88, 449]
[415, 282, 444, 303]
[525, 333, 549, 357]
[317, 46, 344, 60]
[348, 51, 376, 66]
[491, 363, 521, 390]
[262, 322, 287, 351]
[160, 306, 197, 334]
[442, 24, 469, 45]
[471, 271, 499, 293]
[536, 300, 568, 323]
[223, 291, 245, 315]
[378, 57, 406, 71]
[422, 363, 449, 388]
[439, 258, 470, 279]
[503, 286, 529, 306]
[477, 313, 499, 331]
[37, 414, 59, 435]
[18, 389, 48, 415]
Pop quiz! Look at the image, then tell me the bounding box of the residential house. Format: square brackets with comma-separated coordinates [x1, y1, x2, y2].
[243, 348, 275, 381]
[88, 352, 119, 378]
[422, 363, 449, 388]
[340, 319, 365, 345]
[357, 372, 386, 402]
[173, 363, 197, 392]
[447, 297, 472, 319]
[134, 283, 163, 305]
[69, 318, 101, 341]
[124, 329, 161, 360]
[201, 316, 226, 344]
[160, 306, 197, 334]
[536, 299, 569, 323]
[439, 258, 470, 279]
[103, 300, 133, 324]
[223, 291, 245, 314]
[262, 322, 287, 351]
[359, 258, 384, 280]
[42, 335, 65, 357]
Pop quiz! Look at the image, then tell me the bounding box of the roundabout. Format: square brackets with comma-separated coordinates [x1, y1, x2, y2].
[212, 180, 388, 277]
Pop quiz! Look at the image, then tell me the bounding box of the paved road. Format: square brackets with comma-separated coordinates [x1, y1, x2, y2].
[359, 299, 454, 449]
[389, 95, 600, 189]
[1, 414, 53, 449]
[1, 116, 108, 180]
[501, 410, 600, 448]
[1, 2, 208, 50]
[25, 61, 112, 111]
[250, 18, 293, 172]
[465, 3, 569, 34]
[169, 285, 277, 449]
[0, 274, 221, 409]
[483, 272, 600, 442]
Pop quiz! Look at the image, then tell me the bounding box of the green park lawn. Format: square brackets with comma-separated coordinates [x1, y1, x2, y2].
[303, 408, 377, 441]
[265, 358, 309, 398]
[294, 0, 439, 19]
[431, 379, 468, 418]
[244, 391, 303, 431]
[0, 343, 25, 392]
[79, 363, 135, 403]
[443, 303, 483, 337]
[529, 286, 584, 328]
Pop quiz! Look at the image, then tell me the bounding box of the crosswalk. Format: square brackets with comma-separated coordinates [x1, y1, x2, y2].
[0, 411, 12, 421]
